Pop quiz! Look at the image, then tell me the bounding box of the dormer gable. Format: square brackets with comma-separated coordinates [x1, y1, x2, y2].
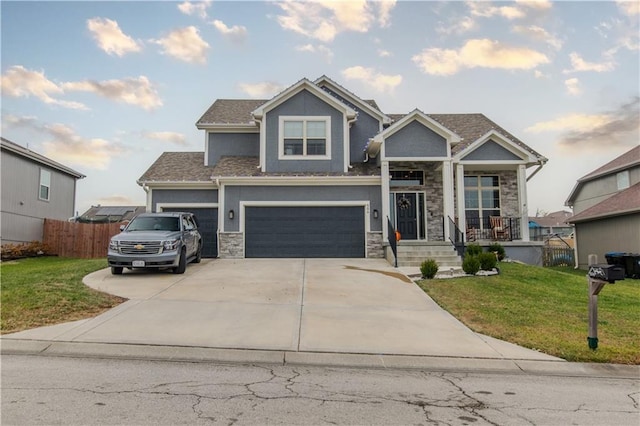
[455, 129, 538, 164]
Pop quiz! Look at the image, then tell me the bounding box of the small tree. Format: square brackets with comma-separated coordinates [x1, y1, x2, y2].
[478, 252, 497, 270]
[462, 256, 480, 275]
[487, 242, 505, 261]
[420, 259, 439, 279]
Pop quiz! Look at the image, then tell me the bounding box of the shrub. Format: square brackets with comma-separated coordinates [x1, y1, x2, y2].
[487, 242, 506, 261]
[0, 241, 51, 261]
[462, 256, 480, 275]
[420, 259, 439, 279]
[478, 252, 497, 271]
[466, 243, 483, 257]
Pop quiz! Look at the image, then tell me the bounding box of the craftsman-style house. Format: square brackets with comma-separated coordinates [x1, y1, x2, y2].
[138, 76, 547, 266]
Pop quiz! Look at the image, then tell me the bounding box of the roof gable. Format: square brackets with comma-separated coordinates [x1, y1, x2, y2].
[1, 137, 85, 179]
[568, 181, 640, 223]
[455, 130, 535, 163]
[252, 78, 357, 120]
[314, 75, 391, 124]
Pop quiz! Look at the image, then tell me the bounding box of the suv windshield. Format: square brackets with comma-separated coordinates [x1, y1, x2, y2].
[127, 216, 180, 232]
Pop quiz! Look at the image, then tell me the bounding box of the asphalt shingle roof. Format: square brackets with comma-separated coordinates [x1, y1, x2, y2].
[197, 99, 266, 125]
[580, 145, 640, 181]
[211, 156, 381, 177]
[138, 152, 214, 182]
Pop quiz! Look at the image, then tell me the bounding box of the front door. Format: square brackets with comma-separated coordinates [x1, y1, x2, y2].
[395, 193, 418, 240]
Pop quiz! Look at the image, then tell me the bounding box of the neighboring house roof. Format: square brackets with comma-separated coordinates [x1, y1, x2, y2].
[210, 156, 380, 178]
[568, 181, 640, 223]
[566, 145, 640, 205]
[528, 210, 573, 228]
[77, 205, 146, 223]
[1, 137, 85, 179]
[138, 152, 214, 183]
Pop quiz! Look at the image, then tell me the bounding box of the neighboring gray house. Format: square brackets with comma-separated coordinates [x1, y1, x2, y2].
[1, 137, 85, 245]
[138, 76, 547, 265]
[566, 145, 640, 268]
[529, 210, 574, 240]
[75, 205, 146, 223]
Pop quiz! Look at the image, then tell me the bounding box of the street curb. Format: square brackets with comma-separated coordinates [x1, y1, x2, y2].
[2, 339, 639, 379]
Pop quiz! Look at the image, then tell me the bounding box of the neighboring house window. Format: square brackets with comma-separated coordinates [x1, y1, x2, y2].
[279, 116, 331, 159]
[39, 169, 51, 201]
[464, 175, 500, 229]
[617, 170, 630, 190]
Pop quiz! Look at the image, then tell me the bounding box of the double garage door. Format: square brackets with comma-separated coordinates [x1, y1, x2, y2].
[161, 207, 218, 258]
[245, 206, 365, 258]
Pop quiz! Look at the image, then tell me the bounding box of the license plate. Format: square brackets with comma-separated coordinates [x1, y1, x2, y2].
[132, 260, 145, 267]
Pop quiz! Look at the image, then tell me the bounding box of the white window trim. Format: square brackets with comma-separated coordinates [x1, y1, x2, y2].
[278, 116, 331, 160]
[464, 175, 501, 230]
[39, 168, 51, 202]
[616, 170, 630, 190]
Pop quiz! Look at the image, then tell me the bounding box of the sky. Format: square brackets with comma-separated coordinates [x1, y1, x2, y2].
[1, 0, 639, 217]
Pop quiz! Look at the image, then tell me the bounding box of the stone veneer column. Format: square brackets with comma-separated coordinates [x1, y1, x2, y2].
[366, 232, 384, 258]
[218, 232, 244, 258]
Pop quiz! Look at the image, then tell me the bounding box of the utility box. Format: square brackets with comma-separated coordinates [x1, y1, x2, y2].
[588, 264, 625, 283]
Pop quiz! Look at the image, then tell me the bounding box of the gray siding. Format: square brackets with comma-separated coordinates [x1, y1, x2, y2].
[207, 132, 259, 166]
[320, 86, 382, 164]
[385, 121, 448, 158]
[152, 189, 218, 211]
[1, 150, 77, 244]
[223, 185, 381, 232]
[575, 214, 640, 269]
[265, 90, 345, 173]
[462, 140, 522, 161]
[572, 165, 640, 214]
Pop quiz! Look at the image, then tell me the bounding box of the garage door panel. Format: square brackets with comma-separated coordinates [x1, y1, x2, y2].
[245, 206, 364, 258]
[162, 207, 218, 258]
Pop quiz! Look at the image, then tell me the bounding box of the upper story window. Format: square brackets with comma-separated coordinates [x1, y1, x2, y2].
[279, 116, 331, 159]
[39, 169, 51, 201]
[616, 170, 630, 190]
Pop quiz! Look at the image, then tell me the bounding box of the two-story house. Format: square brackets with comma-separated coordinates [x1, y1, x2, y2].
[1, 137, 85, 245]
[138, 76, 547, 266]
[566, 145, 640, 268]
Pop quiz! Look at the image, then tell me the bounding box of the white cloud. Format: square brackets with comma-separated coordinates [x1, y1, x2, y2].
[96, 195, 136, 205]
[436, 16, 476, 36]
[152, 26, 209, 64]
[177, 1, 211, 19]
[62, 76, 162, 110]
[236, 81, 284, 98]
[141, 131, 188, 146]
[616, 0, 640, 16]
[211, 19, 248, 44]
[467, 2, 525, 20]
[377, 49, 392, 58]
[564, 78, 581, 96]
[4, 114, 125, 169]
[563, 52, 616, 73]
[512, 25, 562, 50]
[412, 39, 550, 76]
[525, 113, 613, 133]
[295, 43, 334, 62]
[273, 0, 397, 42]
[0, 66, 88, 110]
[534, 70, 549, 79]
[86, 17, 142, 57]
[341, 66, 402, 92]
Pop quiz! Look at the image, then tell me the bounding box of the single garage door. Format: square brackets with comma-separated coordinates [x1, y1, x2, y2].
[245, 206, 365, 258]
[162, 207, 218, 258]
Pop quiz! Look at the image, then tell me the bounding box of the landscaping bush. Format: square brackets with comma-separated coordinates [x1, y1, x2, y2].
[1, 241, 51, 261]
[462, 256, 480, 275]
[478, 252, 497, 271]
[465, 243, 482, 256]
[487, 242, 505, 261]
[420, 259, 439, 279]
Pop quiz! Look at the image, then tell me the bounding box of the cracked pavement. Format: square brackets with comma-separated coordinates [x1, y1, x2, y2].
[2, 355, 638, 425]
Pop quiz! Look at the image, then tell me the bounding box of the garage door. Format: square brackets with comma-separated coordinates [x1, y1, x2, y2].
[245, 206, 365, 258]
[162, 207, 218, 258]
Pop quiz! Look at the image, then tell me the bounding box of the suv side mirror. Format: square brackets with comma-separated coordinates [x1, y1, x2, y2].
[120, 224, 126, 231]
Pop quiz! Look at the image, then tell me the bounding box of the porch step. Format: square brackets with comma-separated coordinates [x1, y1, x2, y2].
[391, 242, 463, 268]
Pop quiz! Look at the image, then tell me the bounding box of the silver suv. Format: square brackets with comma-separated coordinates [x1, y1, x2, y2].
[107, 212, 202, 275]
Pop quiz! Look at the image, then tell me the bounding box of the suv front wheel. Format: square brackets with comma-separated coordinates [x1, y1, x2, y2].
[173, 248, 187, 274]
[111, 266, 123, 275]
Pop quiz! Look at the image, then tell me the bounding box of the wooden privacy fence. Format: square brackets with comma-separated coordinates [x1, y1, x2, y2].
[43, 219, 122, 258]
[543, 246, 575, 267]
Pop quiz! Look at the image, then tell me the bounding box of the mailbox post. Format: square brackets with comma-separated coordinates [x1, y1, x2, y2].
[587, 255, 624, 350]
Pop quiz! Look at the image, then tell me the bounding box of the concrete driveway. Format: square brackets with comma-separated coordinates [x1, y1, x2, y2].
[3, 258, 559, 361]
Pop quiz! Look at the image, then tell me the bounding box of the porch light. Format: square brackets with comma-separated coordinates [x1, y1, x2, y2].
[228, 209, 235, 220]
[373, 209, 379, 219]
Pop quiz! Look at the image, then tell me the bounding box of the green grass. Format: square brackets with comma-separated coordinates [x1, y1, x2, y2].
[1, 257, 125, 334]
[417, 262, 640, 364]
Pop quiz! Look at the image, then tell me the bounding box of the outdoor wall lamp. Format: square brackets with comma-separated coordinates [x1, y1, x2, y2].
[373, 209, 379, 219]
[228, 209, 235, 220]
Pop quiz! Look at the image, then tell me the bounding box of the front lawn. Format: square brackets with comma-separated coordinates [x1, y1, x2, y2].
[1, 257, 125, 334]
[417, 262, 639, 364]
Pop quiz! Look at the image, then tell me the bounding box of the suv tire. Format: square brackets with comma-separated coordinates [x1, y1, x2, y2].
[173, 248, 187, 274]
[194, 243, 202, 264]
[111, 266, 123, 275]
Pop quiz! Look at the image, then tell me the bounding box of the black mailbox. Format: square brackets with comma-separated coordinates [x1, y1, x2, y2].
[588, 264, 625, 283]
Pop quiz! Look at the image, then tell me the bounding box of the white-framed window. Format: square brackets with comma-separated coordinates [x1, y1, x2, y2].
[279, 116, 331, 159]
[617, 170, 630, 190]
[39, 169, 51, 201]
[464, 175, 500, 230]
